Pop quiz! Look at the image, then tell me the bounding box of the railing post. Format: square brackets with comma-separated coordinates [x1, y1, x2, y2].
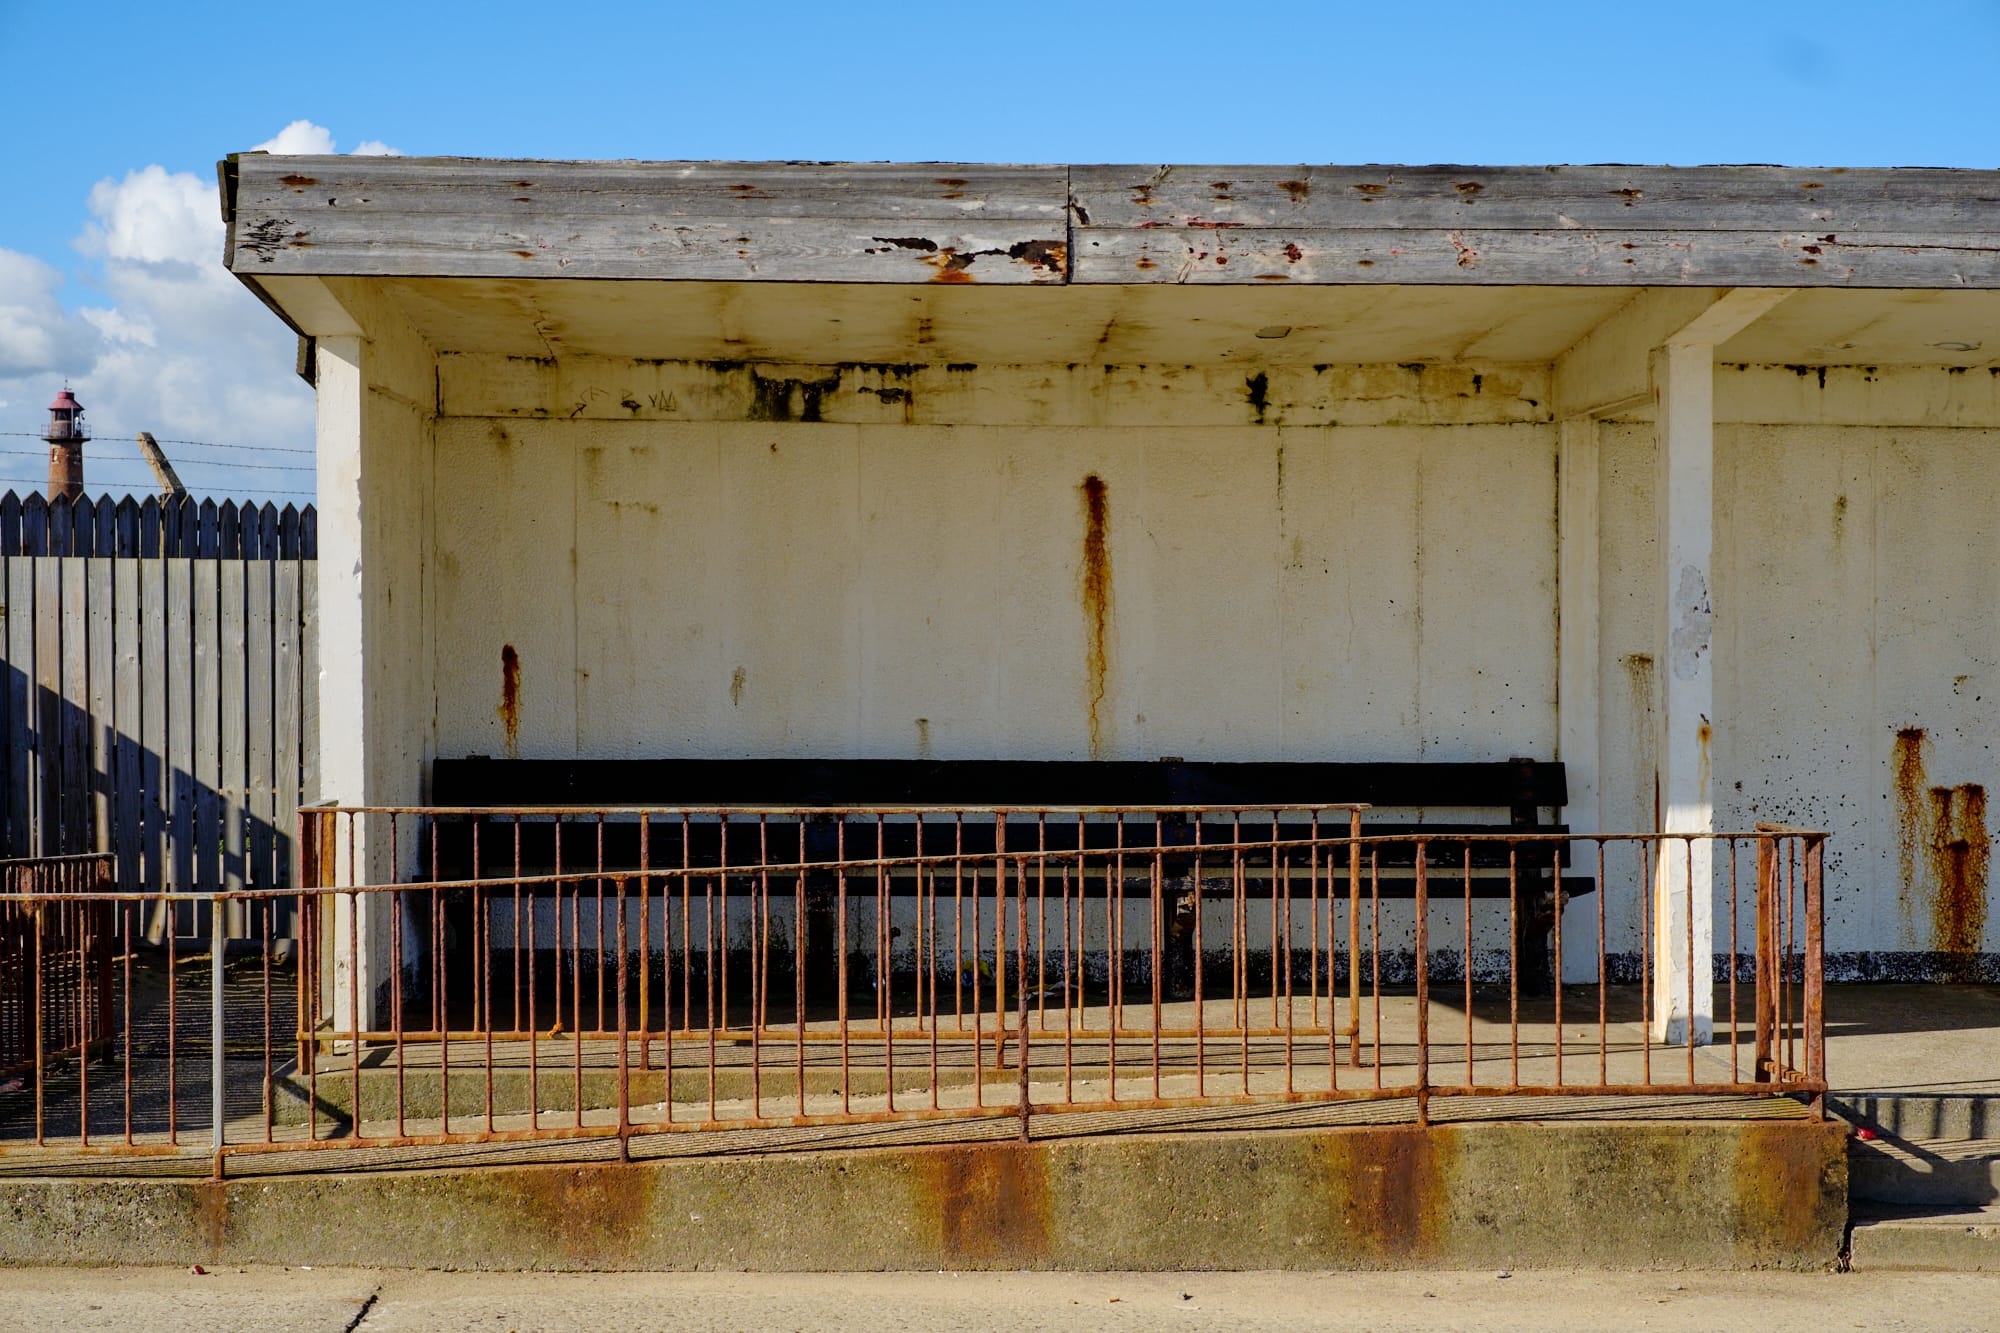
[1753, 836, 1774, 1083]
[212, 888, 226, 1170]
[1414, 839, 1429, 1127]
[1347, 808, 1362, 1069]
[1804, 835, 1826, 1115]
[1016, 859, 1030, 1142]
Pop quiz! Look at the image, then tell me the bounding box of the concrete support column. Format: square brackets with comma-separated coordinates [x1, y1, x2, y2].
[315, 334, 392, 1033]
[1556, 416, 1600, 982]
[1651, 340, 1715, 1045]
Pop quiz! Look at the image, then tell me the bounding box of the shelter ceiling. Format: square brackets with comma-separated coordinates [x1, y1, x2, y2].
[358, 279, 2000, 370]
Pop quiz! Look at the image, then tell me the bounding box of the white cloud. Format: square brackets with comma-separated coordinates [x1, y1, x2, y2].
[253, 119, 338, 155]
[77, 165, 221, 266]
[350, 140, 404, 157]
[0, 121, 402, 499]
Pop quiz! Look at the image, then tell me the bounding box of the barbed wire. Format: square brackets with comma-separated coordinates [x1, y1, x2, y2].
[0, 431, 316, 456]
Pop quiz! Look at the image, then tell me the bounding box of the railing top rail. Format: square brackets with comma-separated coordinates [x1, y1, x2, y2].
[0, 853, 116, 869]
[301, 802, 1375, 817]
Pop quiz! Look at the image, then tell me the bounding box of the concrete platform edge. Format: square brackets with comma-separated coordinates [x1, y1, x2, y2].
[0, 1121, 1848, 1272]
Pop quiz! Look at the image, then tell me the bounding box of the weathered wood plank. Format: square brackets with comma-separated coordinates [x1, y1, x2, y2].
[300, 559, 318, 811]
[233, 214, 1071, 284]
[192, 557, 220, 892]
[166, 558, 193, 898]
[233, 157, 1069, 219]
[273, 558, 301, 898]
[59, 560, 88, 853]
[246, 554, 274, 892]
[3, 558, 32, 855]
[1070, 226, 2000, 288]
[113, 557, 141, 887]
[227, 156, 2000, 288]
[86, 558, 113, 855]
[34, 559, 62, 855]
[140, 556, 167, 900]
[220, 558, 247, 912]
[1068, 163, 2000, 232]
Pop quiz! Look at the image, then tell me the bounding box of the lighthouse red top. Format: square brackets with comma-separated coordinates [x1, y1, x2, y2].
[48, 389, 82, 413]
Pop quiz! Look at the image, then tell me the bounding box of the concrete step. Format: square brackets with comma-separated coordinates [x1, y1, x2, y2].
[1848, 1135, 2000, 1207]
[1849, 1207, 2000, 1271]
[1833, 1093, 2000, 1141]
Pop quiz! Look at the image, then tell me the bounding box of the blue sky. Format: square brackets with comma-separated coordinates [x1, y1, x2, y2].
[2, 0, 1997, 499]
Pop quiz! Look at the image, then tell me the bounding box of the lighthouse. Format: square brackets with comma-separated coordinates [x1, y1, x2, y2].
[45, 387, 87, 502]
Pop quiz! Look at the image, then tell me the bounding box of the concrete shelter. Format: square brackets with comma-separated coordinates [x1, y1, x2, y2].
[222, 157, 2000, 1042]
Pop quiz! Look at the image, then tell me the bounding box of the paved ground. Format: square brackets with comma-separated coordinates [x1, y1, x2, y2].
[8, 1268, 2000, 1332]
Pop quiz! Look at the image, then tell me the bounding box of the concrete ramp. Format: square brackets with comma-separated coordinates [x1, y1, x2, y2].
[0, 1120, 1846, 1271]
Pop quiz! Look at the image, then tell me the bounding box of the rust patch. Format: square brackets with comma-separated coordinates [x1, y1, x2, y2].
[1928, 783, 1989, 966]
[278, 174, 318, 188]
[1135, 258, 1158, 270]
[1277, 178, 1311, 202]
[508, 1164, 657, 1265]
[1453, 180, 1484, 195]
[192, 1180, 228, 1261]
[917, 1143, 1052, 1266]
[1079, 475, 1113, 761]
[1283, 242, 1304, 262]
[1007, 239, 1067, 275]
[1730, 1123, 1845, 1263]
[1323, 1127, 1452, 1262]
[925, 250, 977, 283]
[498, 645, 521, 759]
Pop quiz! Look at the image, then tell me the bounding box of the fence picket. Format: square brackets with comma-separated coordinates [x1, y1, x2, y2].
[87, 558, 113, 855]
[3, 558, 32, 851]
[113, 557, 141, 887]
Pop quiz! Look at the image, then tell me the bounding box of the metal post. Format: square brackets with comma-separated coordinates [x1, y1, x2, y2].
[212, 890, 226, 1163]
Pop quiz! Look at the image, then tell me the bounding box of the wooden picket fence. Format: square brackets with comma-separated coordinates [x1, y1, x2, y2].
[0, 493, 318, 930]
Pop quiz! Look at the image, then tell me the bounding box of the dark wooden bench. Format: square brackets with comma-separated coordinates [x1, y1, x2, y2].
[428, 756, 1593, 991]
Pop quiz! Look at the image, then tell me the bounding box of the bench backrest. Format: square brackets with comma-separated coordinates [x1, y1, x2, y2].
[430, 757, 1567, 826]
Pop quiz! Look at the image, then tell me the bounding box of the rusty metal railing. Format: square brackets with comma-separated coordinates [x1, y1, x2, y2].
[1, 854, 116, 1099]
[0, 807, 1826, 1174]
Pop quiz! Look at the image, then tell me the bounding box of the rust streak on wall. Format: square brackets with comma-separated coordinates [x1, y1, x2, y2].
[1928, 783, 1989, 969]
[1079, 474, 1113, 760]
[498, 644, 522, 760]
[1892, 727, 1928, 934]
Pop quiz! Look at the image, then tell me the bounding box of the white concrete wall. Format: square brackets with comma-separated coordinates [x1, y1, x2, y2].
[428, 366, 1559, 771]
[1591, 371, 2000, 974]
[354, 354, 1997, 974]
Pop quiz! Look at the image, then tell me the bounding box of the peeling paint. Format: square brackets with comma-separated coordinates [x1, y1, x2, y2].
[1668, 564, 1712, 682]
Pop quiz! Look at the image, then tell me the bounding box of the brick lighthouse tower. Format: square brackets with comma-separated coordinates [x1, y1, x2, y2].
[45, 386, 87, 502]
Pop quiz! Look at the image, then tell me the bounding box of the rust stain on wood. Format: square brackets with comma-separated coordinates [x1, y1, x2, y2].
[498, 645, 522, 759]
[278, 174, 318, 188]
[1080, 474, 1113, 761]
[1277, 179, 1311, 202]
[917, 1143, 1052, 1265]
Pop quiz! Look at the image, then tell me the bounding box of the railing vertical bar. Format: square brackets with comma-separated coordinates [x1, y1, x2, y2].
[1804, 834, 1826, 1115]
[1414, 839, 1429, 1126]
[616, 874, 630, 1161]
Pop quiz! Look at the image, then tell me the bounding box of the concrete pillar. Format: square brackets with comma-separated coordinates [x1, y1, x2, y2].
[1651, 340, 1715, 1045]
[315, 334, 392, 1033]
[1556, 415, 1600, 982]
